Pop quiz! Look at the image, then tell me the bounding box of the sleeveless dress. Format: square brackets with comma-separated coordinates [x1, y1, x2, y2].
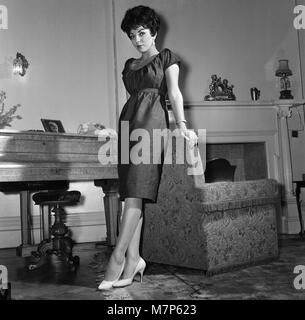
[118, 48, 181, 203]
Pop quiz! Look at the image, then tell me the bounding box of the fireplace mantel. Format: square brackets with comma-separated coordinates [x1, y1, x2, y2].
[169, 99, 305, 234]
[181, 99, 304, 108]
[169, 100, 305, 116]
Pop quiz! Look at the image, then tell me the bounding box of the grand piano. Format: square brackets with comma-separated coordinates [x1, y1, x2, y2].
[0, 130, 120, 256]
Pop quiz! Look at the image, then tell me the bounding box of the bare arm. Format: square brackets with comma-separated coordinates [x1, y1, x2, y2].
[165, 64, 187, 130]
[165, 64, 198, 145]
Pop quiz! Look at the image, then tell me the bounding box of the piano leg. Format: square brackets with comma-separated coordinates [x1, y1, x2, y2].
[16, 192, 51, 257]
[16, 191, 37, 257]
[40, 204, 51, 241]
[94, 179, 121, 247]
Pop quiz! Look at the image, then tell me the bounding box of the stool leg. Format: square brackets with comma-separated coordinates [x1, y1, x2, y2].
[51, 204, 68, 254]
[50, 204, 79, 270]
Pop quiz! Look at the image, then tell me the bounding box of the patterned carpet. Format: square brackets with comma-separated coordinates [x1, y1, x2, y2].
[88, 237, 305, 300]
[2, 237, 305, 300]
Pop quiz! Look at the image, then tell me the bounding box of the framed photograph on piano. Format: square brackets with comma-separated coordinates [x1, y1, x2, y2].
[41, 119, 65, 133]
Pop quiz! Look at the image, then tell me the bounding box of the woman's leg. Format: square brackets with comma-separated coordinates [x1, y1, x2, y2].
[104, 197, 142, 281]
[121, 215, 143, 279]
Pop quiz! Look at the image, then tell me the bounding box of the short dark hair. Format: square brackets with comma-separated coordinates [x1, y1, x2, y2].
[121, 5, 160, 37]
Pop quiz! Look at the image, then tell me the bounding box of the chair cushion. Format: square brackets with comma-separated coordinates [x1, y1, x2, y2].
[200, 179, 280, 213]
[32, 190, 81, 205]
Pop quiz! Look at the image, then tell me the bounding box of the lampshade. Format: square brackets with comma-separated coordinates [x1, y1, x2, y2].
[275, 59, 292, 77]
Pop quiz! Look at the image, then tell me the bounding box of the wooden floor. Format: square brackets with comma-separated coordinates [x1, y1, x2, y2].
[1, 236, 305, 300]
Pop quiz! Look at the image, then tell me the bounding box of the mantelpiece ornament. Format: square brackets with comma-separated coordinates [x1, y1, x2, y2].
[204, 74, 236, 101]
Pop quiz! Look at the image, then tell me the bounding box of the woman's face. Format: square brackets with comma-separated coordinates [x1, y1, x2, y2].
[129, 26, 156, 54]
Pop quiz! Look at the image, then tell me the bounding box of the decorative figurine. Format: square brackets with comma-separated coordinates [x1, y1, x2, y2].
[204, 74, 236, 101]
[250, 87, 260, 101]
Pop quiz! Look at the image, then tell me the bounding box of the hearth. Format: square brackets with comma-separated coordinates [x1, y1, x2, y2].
[207, 142, 267, 181]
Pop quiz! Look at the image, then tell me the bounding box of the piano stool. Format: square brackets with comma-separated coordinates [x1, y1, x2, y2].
[28, 190, 81, 271]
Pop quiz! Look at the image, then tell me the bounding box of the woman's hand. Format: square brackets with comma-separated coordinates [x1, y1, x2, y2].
[177, 122, 198, 148]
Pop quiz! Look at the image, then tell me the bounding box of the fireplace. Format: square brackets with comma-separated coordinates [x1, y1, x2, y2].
[168, 99, 305, 234]
[206, 142, 268, 181]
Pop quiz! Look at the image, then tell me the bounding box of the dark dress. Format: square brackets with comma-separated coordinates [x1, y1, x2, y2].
[118, 48, 181, 203]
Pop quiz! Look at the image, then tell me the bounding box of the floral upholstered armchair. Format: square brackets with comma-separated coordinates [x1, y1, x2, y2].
[142, 141, 280, 275]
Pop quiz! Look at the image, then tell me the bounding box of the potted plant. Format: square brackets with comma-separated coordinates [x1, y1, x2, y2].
[0, 91, 22, 129]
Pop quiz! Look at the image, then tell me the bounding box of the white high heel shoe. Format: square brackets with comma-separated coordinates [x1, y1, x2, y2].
[98, 259, 125, 290]
[112, 257, 146, 288]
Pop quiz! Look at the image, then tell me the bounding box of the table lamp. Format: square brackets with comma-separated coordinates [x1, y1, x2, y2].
[275, 59, 293, 100]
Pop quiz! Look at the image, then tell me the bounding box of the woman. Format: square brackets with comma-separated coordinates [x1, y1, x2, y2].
[98, 5, 197, 290]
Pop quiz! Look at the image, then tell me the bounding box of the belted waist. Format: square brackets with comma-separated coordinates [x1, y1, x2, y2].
[131, 88, 165, 97]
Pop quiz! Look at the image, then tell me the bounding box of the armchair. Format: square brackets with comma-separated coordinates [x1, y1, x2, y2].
[142, 141, 280, 275]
